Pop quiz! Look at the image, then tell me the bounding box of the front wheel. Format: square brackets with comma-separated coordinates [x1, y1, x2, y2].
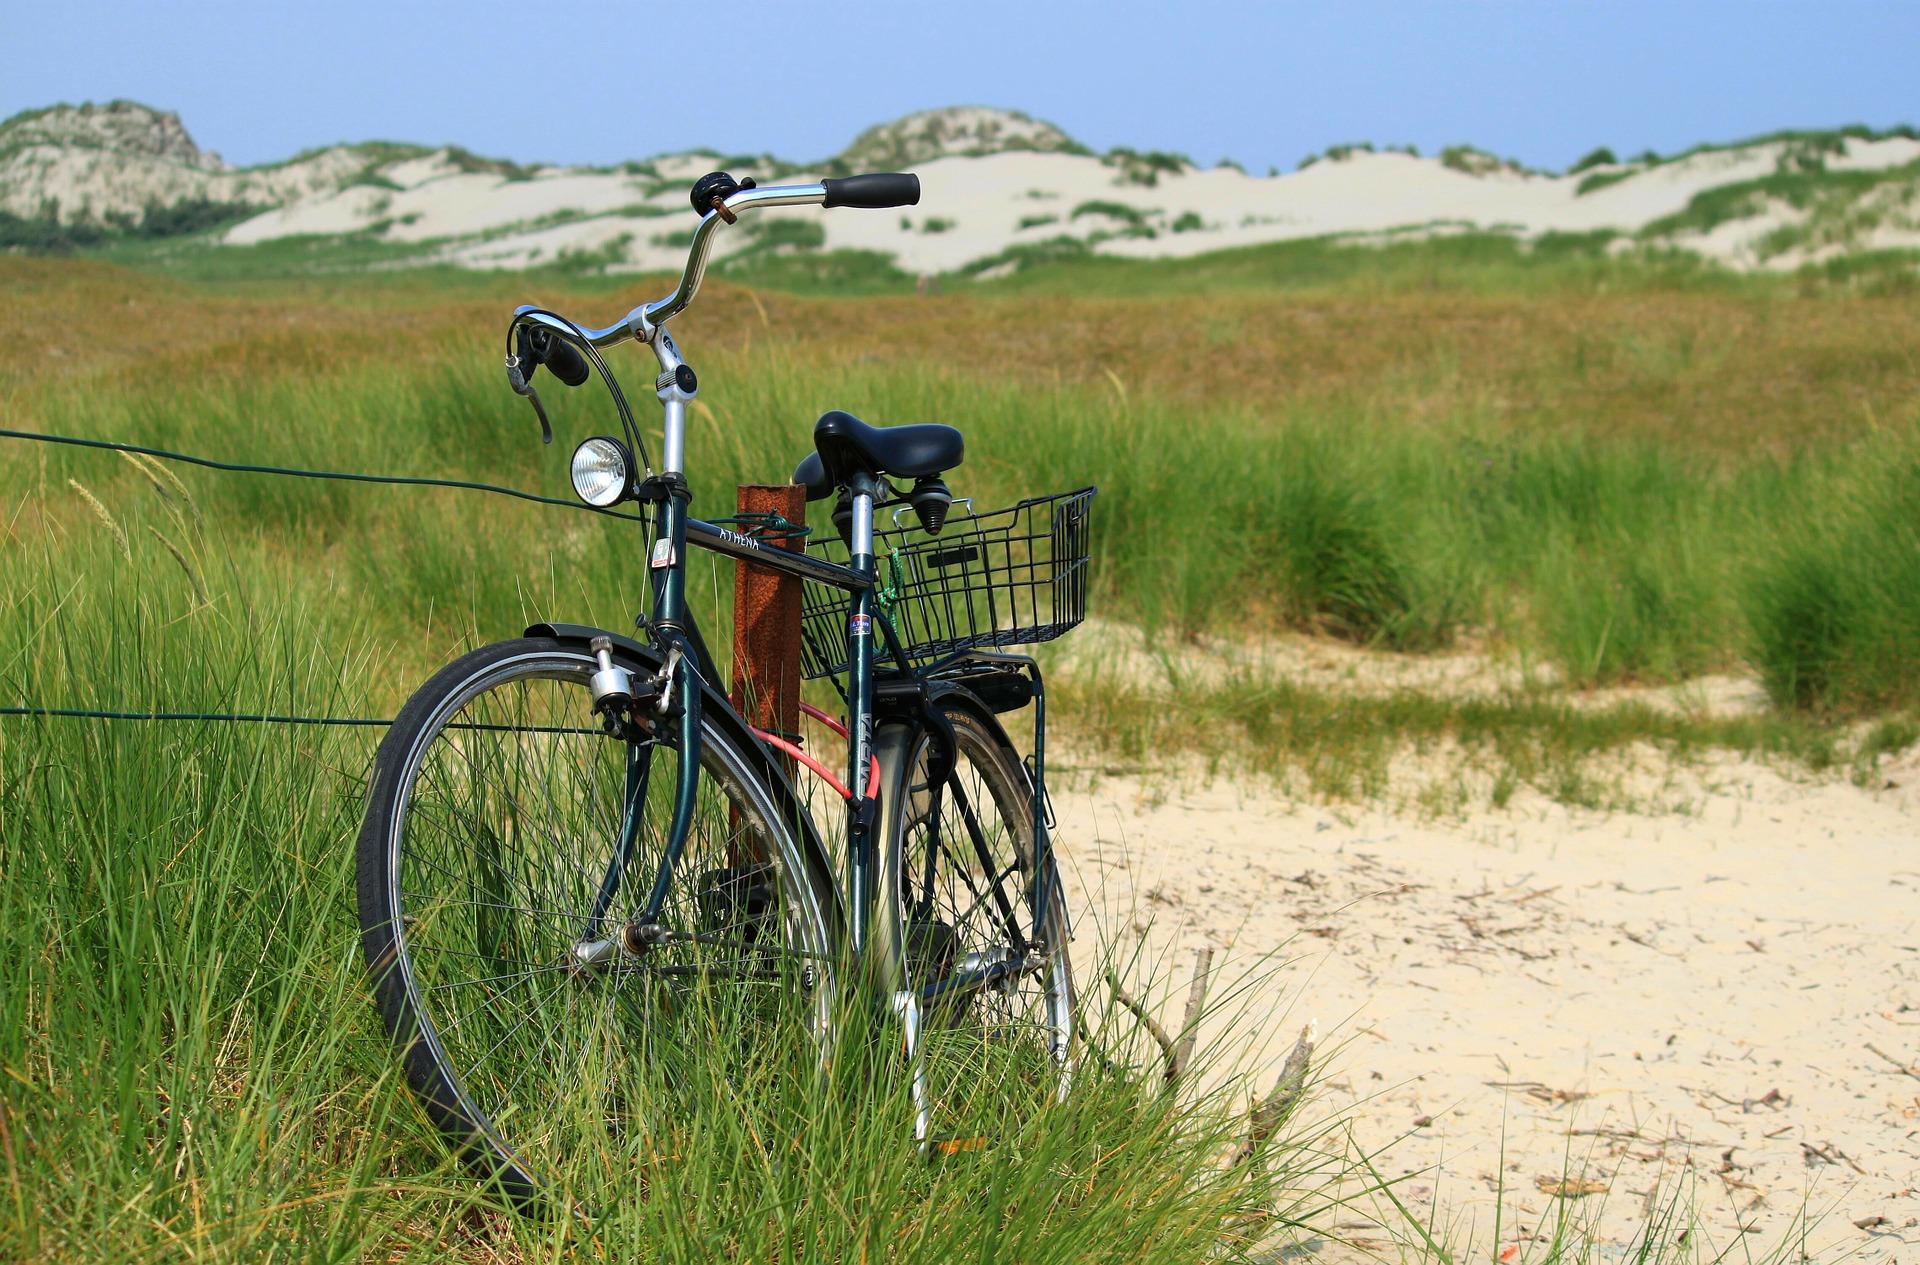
[355, 637, 836, 1205]
[874, 698, 1075, 1148]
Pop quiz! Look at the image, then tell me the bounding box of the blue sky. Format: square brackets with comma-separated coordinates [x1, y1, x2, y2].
[4, 1, 1915, 173]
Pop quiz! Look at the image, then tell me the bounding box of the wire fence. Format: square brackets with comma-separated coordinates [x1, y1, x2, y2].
[2, 425, 625, 730]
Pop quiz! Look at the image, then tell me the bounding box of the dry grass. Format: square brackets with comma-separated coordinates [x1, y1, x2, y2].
[13, 257, 1920, 457]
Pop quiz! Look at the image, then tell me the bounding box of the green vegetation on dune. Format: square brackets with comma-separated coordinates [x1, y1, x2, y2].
[80, 231, 447, 283]
[960, 229, 1729, 294]
[1637, 156, 1920, 242]
[0, 196, 266, 253]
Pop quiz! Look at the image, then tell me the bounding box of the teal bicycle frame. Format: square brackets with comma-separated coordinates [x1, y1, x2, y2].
[503, 172, 1060, 1030]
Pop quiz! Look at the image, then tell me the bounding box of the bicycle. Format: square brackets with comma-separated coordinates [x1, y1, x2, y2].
[354, 169, 1094, 1203]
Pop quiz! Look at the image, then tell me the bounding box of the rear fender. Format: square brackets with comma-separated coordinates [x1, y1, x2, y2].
[868, 681, 1032, 995]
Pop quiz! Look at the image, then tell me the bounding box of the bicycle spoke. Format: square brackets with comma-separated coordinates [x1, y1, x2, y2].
[366, 646, 833, 1202]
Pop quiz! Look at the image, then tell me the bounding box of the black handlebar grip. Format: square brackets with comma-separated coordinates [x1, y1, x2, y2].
[821, 172, 921, 209]
[528, 327, 590, 387]
[543, 337, 590, 387]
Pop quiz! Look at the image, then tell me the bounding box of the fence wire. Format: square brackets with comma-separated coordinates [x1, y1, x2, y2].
[2, 424, 629, 729]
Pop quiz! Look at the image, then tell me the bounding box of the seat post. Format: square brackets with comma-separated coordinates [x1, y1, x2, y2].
[849, 484, 875, 561]
[843, 472, 882, 957]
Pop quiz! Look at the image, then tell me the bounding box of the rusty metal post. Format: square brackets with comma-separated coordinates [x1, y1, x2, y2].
[730, 483, 806, 745]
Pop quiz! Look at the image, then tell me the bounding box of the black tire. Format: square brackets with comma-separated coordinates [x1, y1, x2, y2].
[356, 637, 835, 1204]
[873, 697, 1075, 1146]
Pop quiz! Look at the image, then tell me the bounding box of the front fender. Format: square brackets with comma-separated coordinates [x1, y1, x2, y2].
[525, 621, 653, 664]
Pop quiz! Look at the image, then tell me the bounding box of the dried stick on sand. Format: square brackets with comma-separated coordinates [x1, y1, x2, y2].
[1106, 947, 1213, 1085]
[1236, 1025, 1316, 1165]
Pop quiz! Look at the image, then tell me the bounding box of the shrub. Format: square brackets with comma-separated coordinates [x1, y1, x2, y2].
[743, 218, 826, 250]
[347, 169, 405, 192]
[1070, 200, 1149, 227]
[0, 208, 105, 252]
[1102, 147, 1190, 187]
[1745, 439, 1920, 710]
[1569, 146, 1618, 174]
[957, 234, 1093, 276]
[132, 197, 263, 238]
[1440, 145, 1525, 176]
[0, 196, 260, 253]
[1576, 169, 1636, 196]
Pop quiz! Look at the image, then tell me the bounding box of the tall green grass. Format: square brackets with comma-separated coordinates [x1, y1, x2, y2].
[13, 319, 1920, 709]
[1745, 426, 1920, 710]
[0, 517, 1348, 1261]
[0, 522, 1826, 1259]
[709, 347, 1920, 707]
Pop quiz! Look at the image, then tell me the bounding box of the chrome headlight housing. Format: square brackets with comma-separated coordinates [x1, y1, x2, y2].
[570, 436, 635, 507]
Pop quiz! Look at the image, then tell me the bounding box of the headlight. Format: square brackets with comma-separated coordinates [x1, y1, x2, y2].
[570, 436, 634, 507]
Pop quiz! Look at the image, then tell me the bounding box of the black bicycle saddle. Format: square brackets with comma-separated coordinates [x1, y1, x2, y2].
[792, 410, 963, 501]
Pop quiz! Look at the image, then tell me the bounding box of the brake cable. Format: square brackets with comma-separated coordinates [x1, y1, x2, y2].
[504, 307, 652, 477]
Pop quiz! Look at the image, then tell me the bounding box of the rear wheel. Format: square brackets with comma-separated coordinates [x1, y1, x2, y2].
[356, 637, 835, 1205]
[875, 700, 1074, 1149]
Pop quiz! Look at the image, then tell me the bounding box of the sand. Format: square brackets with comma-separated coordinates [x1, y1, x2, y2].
[1053, 737, 1919, 1259]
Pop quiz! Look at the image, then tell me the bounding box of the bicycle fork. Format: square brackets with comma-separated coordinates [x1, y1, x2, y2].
[570, 481, 709, 965]
[567, 644, 701, 967]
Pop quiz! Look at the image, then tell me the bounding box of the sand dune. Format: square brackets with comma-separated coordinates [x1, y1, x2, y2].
[410, 136, 1920, 275]
[7, 102, 1917, 274]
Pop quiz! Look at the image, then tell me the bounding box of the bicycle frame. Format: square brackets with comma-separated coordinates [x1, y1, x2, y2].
[540, 313, 870, 965]
[508, 175, 1057, 1010]
[654, 494, 900, 962]
[613, 406, 1057, 982]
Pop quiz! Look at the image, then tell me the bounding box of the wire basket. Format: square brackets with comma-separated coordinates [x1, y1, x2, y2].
[799, 487, 1094, 680]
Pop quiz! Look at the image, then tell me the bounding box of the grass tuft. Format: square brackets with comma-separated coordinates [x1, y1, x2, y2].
[1746, 433, 1920, 710]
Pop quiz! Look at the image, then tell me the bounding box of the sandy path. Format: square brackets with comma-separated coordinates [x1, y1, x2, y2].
[1054, 748, 1920, 1260]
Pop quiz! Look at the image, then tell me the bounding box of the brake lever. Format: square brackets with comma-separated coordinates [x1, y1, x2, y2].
[506, 356, 554, 444]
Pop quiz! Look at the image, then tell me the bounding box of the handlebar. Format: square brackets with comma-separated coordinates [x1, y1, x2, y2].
[821, 173, 921, 209]
[643, 181, 832, 327]
[510, 171, 920, 352]
[523, 325, 589, 386]
[505, 169, 918, 463]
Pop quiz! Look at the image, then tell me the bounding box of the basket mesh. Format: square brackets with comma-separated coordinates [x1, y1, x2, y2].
[799, 487, 1094, 679]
